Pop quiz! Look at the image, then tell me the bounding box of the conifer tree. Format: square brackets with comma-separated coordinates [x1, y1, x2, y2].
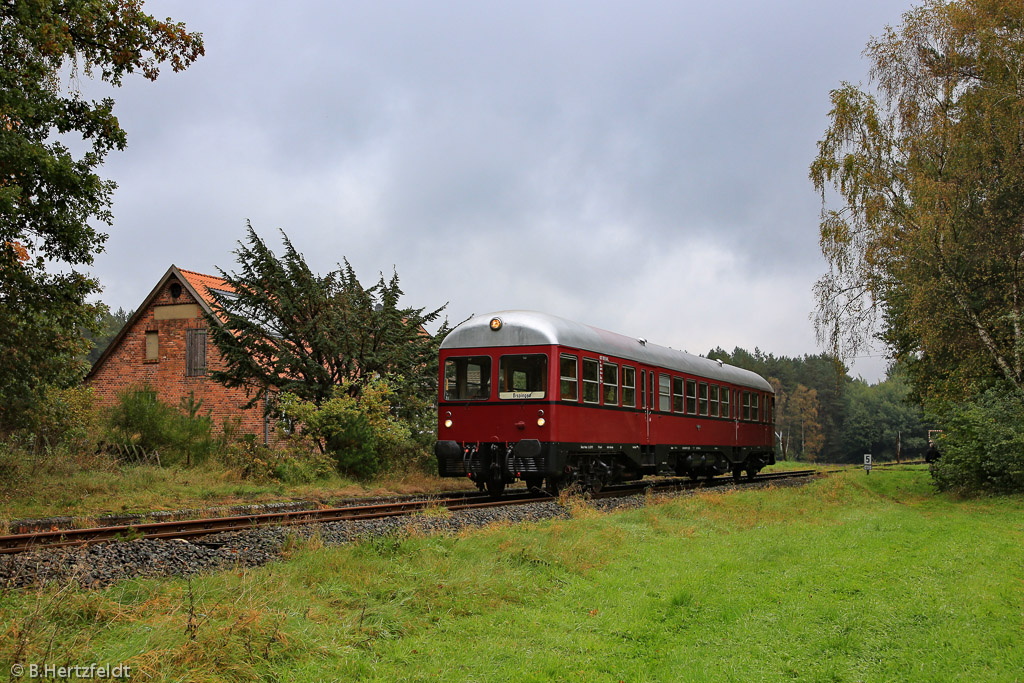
[206, 224, 449, 418]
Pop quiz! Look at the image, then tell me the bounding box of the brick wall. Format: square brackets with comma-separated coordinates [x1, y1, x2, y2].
[87, 274, 272, 441]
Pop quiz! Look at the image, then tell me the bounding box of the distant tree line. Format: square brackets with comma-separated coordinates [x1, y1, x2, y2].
[84, 308, 133, 365]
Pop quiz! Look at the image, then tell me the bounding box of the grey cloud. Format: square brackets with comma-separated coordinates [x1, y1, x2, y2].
[87, 0, 912, 381]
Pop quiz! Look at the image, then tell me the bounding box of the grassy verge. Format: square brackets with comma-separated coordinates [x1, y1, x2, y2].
[0, 459, 475, 522]
[3, 467, 1021, 681]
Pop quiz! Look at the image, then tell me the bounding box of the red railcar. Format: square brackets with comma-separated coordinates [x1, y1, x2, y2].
[434, 311, 776, 495]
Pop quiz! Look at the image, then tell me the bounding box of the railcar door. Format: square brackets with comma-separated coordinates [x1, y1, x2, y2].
[638, 369, 648, 444]
[733, 389, 740, 446]
[647, 369, 657, 445]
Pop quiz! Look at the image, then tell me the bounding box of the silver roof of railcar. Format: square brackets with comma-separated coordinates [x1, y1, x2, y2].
[441, 310, 773, 392]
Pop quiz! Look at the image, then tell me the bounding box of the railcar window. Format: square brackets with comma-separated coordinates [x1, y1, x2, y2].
[709, 384, 719, 417]
[658, 374, 671, 412]
[444, 356, 491, 401]
[603, 363, 619, 405]
[699, 382, 709, 416]
[499, 354, 548, 399]
[742, 391, 751, 421]
[582, 358, 600, 404]
[685, 379, 697, 415]
[622, 366, 636, 407]
[560, 354, 578, 401]
[752, 393, 759, 421]
[640, 370, 646, 409]
[672, 377, 684, 413]
[721, 386, 730, 419]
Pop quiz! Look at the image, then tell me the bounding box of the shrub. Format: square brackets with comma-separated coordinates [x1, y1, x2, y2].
[219, 434, 276, 481]
[271, 447, 336, 484]
[24, 385, 103, 454]
[929, 388, 1024, 494]
[219, 433, 334, 484]
[104, 386, 217, 466]
[0, 388, 115, 487]
[278, 379, 422, 478]
[176, 392, 217, 466]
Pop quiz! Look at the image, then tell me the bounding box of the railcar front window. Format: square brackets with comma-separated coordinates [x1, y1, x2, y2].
[709, 385, 719, 417]
[444, 356, 491, 400]
[582, 358, 600, 404]
[499, 354, 548, 399]
[560, 354, 578, 401]
[699, 382, 709, 416]
[622, 366, 636, 407]
[752, 393, 760, 421]
[721, 386, 730, 419]
[686, 379, 697, 415]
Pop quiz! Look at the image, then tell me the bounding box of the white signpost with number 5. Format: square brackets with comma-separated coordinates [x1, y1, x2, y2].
[864, 453, 872, 474]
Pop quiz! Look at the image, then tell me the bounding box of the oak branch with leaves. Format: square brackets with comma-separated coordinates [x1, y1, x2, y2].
[0, 0, 203, 432]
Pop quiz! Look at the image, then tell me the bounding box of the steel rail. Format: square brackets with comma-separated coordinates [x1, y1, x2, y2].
[0, 494, 507, 554]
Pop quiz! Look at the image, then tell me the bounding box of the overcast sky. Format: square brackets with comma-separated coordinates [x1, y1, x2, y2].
[80, 0, 913, 382]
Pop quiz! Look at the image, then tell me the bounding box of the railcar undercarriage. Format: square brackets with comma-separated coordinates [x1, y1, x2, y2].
[436, 440, 774, 497]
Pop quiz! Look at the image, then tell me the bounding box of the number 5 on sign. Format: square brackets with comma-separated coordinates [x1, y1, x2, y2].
[864, 454, 872, 474]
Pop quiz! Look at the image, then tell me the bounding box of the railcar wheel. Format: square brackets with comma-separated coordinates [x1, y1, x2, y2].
[545, 476, 562, 495]
[485, 477, 506, 498]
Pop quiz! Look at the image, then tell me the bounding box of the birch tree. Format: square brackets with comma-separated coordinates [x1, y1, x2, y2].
[811, 0, 1024, 400]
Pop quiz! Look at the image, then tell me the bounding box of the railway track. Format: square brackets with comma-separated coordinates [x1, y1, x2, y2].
[0, 469, 818, 555]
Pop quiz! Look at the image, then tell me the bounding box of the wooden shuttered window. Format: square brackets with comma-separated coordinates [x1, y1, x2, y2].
[145, 331, 159, 360]
[186, 328, 207, 377]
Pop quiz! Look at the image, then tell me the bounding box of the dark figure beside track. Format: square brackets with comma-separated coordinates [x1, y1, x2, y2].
[925, 442, 941, 463]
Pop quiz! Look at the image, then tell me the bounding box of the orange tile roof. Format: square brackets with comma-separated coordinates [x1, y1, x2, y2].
[177, 268, 233, 309]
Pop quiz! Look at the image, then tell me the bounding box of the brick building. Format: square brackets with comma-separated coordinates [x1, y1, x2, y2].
[86, 265, 273, 442]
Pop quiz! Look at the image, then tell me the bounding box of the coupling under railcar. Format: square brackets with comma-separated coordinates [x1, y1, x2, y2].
[434, 311, 776, 495]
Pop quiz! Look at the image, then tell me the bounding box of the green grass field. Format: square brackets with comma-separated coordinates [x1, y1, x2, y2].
[3, 467, 1022, 682]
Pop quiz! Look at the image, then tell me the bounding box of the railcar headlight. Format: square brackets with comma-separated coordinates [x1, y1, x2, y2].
[490, 317, 502, 330]
[537, 417, 545, 427]
[444, 419, 453, 428]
